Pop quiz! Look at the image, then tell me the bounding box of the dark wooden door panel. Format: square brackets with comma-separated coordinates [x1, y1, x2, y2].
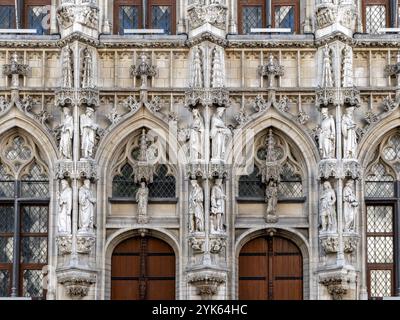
[239, 236, 303, 300]
[111, 236, 175, 300]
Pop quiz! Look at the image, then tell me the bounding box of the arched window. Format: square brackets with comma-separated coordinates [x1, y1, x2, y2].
[0, 134, 49, 299]
[114, 0, 176, 34]
[363, 0, 390, 33]
[364, 131, 400, 299]
[238, 0, 299, 34]
[0, 0, 50, 34]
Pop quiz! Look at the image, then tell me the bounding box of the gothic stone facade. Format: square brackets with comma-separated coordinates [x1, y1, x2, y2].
[0, 0, 400, 300]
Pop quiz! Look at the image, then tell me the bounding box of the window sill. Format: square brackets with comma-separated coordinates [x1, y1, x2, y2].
[109, 197, 178, 204]
[236, 197, 306, 203]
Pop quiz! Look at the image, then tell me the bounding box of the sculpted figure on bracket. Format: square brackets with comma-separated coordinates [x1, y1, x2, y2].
[210, 179, 225, 233]
[210, 107, 230, 162]
[58, 179, 72, 234]
[266, 180, 278, 221]
[82, 47, 94, 88]
[318, 108, 336, 159]
[78, 179, 96, 233]
[63, 44, 74, 88]
[342, 45, 353, 88]
[59, 107, 74, 160]
[189, 180, 204, 233]
[320, 181, 337, 232]
[342, 107, 357, 159]
[343, 180, 358, 232]
[189, 109, 204, 162]
[321, 44, 333, 88]
[80, 107, 98, 159]
[211, 47, 224, 88]
[136, 182, 149, 224]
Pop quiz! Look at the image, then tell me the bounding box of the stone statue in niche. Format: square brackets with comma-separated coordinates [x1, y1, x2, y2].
[189, 180, 204, 232]
[189, 108, 204, 161]
[318, 108, 336, 159]
[58, 179, 72, 234]
[132, 53, 157, 89]
[342, 107, 357, 159]
[81, 47, 94, 88]
[265, 180, 278, 221]
[211, 47, 224, 88]
[59, 107, 74, 160]
[62, 44, 74, 88]
[320, 181, 337, 232]
[80, 107, 98, 159]
[210, 179, 225, 233]
[343, 180, 358, 232]
[136, 182, 149, 224]
[210, 107, 230, 162]
[191, 46, 203, 88]
[342, 45, 353, 87]
[321, 44, 333, 88]
[78, 179, 96, 233]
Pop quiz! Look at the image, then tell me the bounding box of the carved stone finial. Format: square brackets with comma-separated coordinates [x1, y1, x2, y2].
[3, 51, 30, 88]
[131, 53, 157, 89]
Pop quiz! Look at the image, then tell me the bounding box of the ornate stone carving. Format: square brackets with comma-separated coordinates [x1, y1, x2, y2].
[342, 87, 360, 107]
[210, 107, 230, 163]
[57, 179, 73, 235]
[57, 4, 99, 30]
[187, 271, 225, 300]
[342, 107, 357, 159]
[77, 160, 98, 180]
[209, 237, 226, 254]
[342, 45, 353, 88]
[78, 87, 100, 107]
[208, 163, 229, 179]
[186, 163, 207, 179]
[76, 234, 96, 254]
[343, 235, 358, 253]
[320, 181, 337, 233]
[385, 50, 400, 87]
[382, 95, 397, 112]
[81, 47, 94, 89]
[185, 87, 230, 108]
[189, 108, 205, 161]
[78, 179, 96, 233]
[58, 271, 96, 299]
[318, 108, 336, 159]
[56, 234, 72, 255]
[131, 53, 157, 89]
[319, 270, 356, 300]
[136, 182, 149, 224]
[3, 52, 30, 88]
[258, 54, 284, 88]
[265, 180, 278, 223]
[320, 235, 339, 254]
[321, 44, 334, 88]
[187, 3, 227, 30]
[191, 46, 204, 88]
[315, 4, 336, 29]
[55, 160, 74, 179]
[189, 237, 205, 253]
[210, 179, 225, 233]
[80, 107, 98, 160]
[343, 180, 358, 233]
[297, 110, 310, 125]
[62, 44, 74, 88]
[211, 47, 224, 88]
[59, 107, 74, 160]
[55, 88, 75, 107]
[342, 160, 361, 179]
[189, 180, 205, 233]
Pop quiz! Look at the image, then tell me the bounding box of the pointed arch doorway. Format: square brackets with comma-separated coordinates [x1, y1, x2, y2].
[239, 235, 303, 300]
[111, 236, 176, 300]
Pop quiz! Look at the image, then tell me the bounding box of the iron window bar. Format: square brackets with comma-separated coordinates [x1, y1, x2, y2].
[123, 28, 164, 34]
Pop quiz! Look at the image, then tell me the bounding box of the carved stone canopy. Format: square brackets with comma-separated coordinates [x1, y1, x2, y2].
[188, 270, 226, 300]
[316, 87, 360, 108]
[58, 270, 96, 299]
[185, 87, 229, 108]
[3, 52, 30, 77]
[320, 234, 339, 254]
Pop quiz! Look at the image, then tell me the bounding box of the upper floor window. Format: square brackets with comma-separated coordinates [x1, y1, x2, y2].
[238, 0, 299, 34]
[363, 0, 389, 33]
[0, 0, 50, 34]
[114, 0, 176, 35]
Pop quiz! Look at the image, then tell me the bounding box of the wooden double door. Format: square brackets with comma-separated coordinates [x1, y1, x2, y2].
[111, 236, 175, 300]
[239, 236, 303, 300]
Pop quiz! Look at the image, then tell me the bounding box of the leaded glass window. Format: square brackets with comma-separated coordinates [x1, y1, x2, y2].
[0, 5, 15, 29]
[365, 2, 388, 33]
[279, 163, 302, 198]
[242, 6, 263, 34]
[274, 5, 294, 30]
[238, 166, 265, 198]
[27, 5, 49, 35]
[366, 205, 394, 298]
[151, 6, 171, 34]
[148, 165, 176, 198]
[0, 132, 49, 299]
[119, 6, 139, 34]
[112, 163, 138, 198]
[365, 163, 394, 198]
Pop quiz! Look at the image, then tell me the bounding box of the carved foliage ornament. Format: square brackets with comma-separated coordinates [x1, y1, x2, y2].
[57, 4, 99, 29]
[188, 3, 227, 30]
